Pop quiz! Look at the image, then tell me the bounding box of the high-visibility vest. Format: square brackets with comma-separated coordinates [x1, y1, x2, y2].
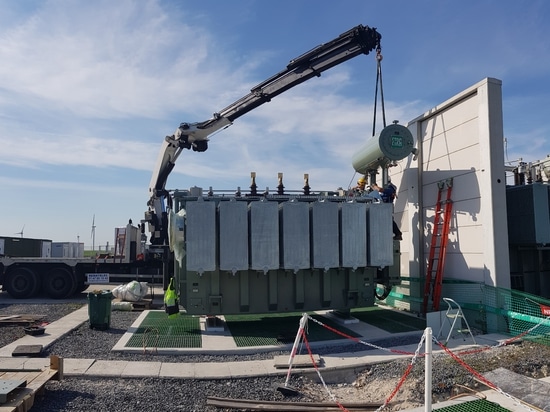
[164, 277, 179, 318]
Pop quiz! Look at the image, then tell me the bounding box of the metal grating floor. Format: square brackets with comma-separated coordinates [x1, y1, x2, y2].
[351, 306, 426, 333]
[123, 308, 418, 349]
[224, 312, 362, 347]
[125, 311, 202, 348]
[435, 399, 511, 412]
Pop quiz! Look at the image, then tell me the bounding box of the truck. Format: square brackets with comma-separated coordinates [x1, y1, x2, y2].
[1, 24, 415, 311]
[0, 222, 163, 299]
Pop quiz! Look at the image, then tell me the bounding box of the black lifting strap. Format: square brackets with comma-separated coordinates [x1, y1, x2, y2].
[372, 46, 387, 137]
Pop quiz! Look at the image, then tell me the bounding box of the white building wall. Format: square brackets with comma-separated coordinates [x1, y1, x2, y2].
[391, 78, 510, 311]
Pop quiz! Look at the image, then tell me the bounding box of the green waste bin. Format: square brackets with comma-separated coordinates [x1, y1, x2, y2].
[88, 290, 113, 330]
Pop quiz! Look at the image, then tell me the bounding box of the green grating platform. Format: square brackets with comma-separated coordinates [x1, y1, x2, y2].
[435, 399, 511, 412]
[125, 311, 202, 348]
[351, 306, 426, 333]
[123, 307, 420, 349]
[224, 312, 362, 347]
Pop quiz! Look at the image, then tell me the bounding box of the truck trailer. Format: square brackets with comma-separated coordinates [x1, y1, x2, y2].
[0, 223, 163, 299]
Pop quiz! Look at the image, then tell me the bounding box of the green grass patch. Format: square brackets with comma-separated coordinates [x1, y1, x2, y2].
[351, 306, 425, 333]
[125, 311, 202, 348]
[224, 312, 361, 347]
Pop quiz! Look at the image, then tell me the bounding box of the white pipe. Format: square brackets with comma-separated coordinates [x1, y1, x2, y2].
[425, 327, 432, 412]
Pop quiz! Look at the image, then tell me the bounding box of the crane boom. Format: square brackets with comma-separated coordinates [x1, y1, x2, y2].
[147, 24, 381, 245]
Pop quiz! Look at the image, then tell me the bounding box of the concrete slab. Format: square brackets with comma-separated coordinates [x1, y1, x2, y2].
[85, 360, 129, 377]
[227, 359, 274, 378]
[319, 310, 393, 340]
[0, 357, 50, 371]
[273, 354, 321, 369]
[159, 362, 196, 379]
[64, 358, 95, 376]
[11, 344, 43, 357]
[200, 316, 239, 351]
[19, 358, 51, 370]
[482, 389, 531, 412]
[194, 361, 232, 379]
[0, 358, 28, 370]
[122, 361, 162, 378]
[474, 333, 517, 346]
[483, 367, 550, 410]
[323, 310, 360, 324]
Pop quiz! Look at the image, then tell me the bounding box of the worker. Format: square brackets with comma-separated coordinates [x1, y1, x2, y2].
[352, 176, 367, 194]
[371, 180, 403, 240]
[351, 176, 382, 201]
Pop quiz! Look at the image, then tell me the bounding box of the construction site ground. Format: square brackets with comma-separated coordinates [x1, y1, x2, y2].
[1, 285, 549, 411]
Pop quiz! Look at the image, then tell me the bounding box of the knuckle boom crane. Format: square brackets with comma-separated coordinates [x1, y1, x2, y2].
[140, 23, 409, 316]
[146, 24, 382, 247]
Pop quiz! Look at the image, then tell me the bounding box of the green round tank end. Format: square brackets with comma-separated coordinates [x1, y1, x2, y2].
[352, 123, 414, 173]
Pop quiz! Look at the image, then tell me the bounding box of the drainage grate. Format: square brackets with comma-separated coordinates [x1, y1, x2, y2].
[125, 311, 202, 348]
[435, 399, 511, 412]
[225, 312, 362, 347]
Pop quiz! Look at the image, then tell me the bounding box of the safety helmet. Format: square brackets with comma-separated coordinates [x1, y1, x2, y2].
[357, 177, 366, 185]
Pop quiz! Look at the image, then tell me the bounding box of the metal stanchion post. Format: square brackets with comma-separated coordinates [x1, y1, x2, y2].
[425, 327, 432, 412]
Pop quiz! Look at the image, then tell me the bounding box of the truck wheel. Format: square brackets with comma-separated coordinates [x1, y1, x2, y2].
[44, 267, 77, 299]
[75, 273, 88, 293]
[5, 267, 41, 298]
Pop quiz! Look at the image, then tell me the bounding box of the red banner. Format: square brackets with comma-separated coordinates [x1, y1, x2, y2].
[540, 304, 550, 316]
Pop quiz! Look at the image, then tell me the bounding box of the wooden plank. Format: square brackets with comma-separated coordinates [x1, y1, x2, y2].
[206, 396, 382, 411]
[25, 369, 58, 391]
[0, 315, 45, 324]
[132, 300, 152, 311]
[0, 387, 35, 412]
[49, 356, 63, 381]
[0, 316, 21, 322]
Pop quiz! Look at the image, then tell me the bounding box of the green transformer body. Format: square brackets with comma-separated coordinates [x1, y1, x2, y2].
[170, 190, 400, 315]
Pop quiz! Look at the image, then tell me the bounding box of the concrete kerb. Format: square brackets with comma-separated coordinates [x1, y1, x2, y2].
[0, 305, 90, 357]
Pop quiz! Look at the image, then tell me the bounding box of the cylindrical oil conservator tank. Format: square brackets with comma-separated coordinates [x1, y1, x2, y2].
[352, 123, 414, 174]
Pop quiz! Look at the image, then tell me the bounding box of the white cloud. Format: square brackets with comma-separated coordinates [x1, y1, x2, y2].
[0, 0, 252, 120]
[0, 130, 156, 170]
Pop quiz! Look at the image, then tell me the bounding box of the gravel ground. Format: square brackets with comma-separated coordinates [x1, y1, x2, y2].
[2, 303, 550, 411]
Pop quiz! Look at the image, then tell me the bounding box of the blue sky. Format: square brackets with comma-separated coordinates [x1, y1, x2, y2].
[1, 0, 549, 248]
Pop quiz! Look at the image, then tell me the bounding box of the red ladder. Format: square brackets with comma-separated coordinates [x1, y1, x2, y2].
[422, 178, 453, 313]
